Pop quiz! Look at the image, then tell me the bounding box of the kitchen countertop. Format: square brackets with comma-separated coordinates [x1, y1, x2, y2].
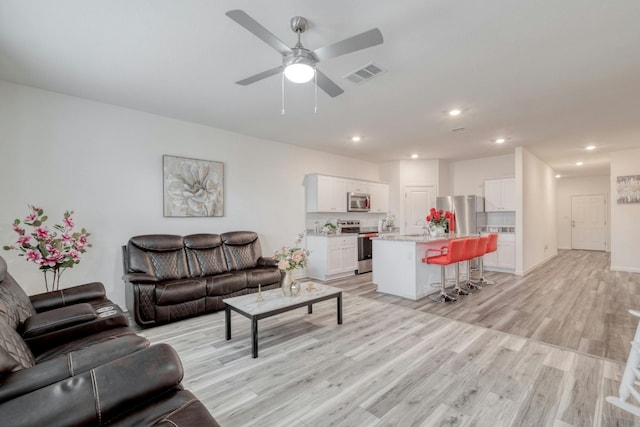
[375, 233, 477, 243]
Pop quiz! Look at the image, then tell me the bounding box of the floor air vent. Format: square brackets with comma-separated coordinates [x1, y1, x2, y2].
[344, 62, 386, 84]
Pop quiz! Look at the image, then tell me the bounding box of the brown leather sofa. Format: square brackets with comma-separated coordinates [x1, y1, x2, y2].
[123, 231, 282, 327]
[0, 255, 220, 426]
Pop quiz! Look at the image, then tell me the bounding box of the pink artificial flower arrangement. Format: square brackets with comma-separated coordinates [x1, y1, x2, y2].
[426, 207, 452, 228]
[4, 205, 91, 291]
[273, 234, 310, 271]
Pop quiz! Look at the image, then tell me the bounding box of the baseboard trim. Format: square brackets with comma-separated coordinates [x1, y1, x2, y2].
[521, 252, 558, 276]
[610, 265, 640, 273]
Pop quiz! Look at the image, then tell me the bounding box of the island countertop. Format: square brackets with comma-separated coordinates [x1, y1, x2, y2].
[375, 233, 479, 243]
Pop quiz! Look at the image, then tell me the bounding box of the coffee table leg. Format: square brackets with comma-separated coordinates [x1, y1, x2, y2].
[225, 305, 231, 340]
[251, 316, 258, 358]
[337, 293, 343, 325]
[308, 304, 313, 314]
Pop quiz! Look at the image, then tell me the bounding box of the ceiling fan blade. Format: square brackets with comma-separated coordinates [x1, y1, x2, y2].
[236, 66, 283, 86]
[316, 70, 344, 97]
[226, 10, 292, 55]
[313, 28, 383, 62]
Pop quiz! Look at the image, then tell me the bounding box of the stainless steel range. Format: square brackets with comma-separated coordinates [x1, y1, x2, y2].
[337, 220, 379, 274]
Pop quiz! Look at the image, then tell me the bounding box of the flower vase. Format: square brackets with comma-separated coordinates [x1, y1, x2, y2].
[281, 270, 300, 296]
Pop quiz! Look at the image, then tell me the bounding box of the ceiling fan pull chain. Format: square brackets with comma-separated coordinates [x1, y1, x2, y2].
[281, 71, 285, 115]
[314, 68, 318, 114]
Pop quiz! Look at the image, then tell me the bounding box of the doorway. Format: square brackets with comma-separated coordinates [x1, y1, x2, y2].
[571, 194, 606, 251]
[403, 185, 436, 234]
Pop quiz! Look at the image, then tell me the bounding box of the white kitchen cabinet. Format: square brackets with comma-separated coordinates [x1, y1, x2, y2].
[346, 180, 369, 194]
[305, 175, 347, 213]
[484, 177, 516, 211]
[306, 235, 357, 280]
[368, 182, 389, 213]
[484, 233, 515, 271]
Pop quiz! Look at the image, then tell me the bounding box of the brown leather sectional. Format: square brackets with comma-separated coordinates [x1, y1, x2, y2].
[0, 255, 219, 426]
[123, 231, 283, 327]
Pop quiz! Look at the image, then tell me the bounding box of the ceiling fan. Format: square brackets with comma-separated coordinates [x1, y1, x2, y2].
[226, 10, 384, 97]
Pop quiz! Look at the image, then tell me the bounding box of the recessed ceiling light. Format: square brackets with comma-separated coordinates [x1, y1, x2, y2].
[585, 145, 596, 151]
[448, 109, 461, 116]
[351, 136, 361, 142]
[411, 154, 419, 159]
[555, 174, 562, 178]
[576, 161, 583, 166]
[495, 138, 506, 144]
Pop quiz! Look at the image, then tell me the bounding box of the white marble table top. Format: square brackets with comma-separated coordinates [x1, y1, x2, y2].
[223, 282, 341, 316]
[375, 233, 481, 243]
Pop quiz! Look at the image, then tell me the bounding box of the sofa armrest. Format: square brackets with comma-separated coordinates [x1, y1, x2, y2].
[123, 272, 160, 284]
[21, 303, 97, 339]
[30, 282, 106, 312]
[257, 256, 278, 268]
[0, 334, 149, 404]
[0, 344, 180, 426]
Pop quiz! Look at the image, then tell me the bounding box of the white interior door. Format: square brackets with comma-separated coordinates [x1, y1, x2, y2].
[403, 185, 436, 235]
[571, 194, 606, 251]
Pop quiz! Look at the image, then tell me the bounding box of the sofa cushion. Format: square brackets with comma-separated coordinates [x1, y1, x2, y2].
[204, 273, 246, 297]
[184, 234, 228, 276]
[155, 279, 206, 306]
[0, 321, 35, 370]
[0, 257, 38, 329]
[127, 235, 190, 281]
[0, 346, 21, 376]
[220, 231, 262, 271]
[245, 268, 283, 288]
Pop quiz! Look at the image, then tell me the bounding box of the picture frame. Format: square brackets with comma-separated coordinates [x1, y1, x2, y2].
[616, 175, 640, 204]
[163, 155, 224, 217]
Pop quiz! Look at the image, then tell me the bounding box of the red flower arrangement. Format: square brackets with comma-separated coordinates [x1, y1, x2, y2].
[426, 207, 452, 228]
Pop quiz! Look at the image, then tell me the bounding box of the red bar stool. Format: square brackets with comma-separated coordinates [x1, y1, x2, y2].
[422, 238, 465, 303]
[477, 233, 498, 285]
[460, 237, 480, 291]
[468, 235, 488, 287]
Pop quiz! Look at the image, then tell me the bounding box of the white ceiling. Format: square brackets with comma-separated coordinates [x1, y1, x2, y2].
[1, 0, 639, 177]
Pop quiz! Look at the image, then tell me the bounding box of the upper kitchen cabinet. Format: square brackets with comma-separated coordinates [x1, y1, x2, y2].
[346, 180, 369, 194]
[305, 174, 347, 213]
[369, 182, 389, 213]
[484, 177, 516, 211]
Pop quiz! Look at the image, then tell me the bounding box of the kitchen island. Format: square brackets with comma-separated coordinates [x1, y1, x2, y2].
[372, 234, 473, 300]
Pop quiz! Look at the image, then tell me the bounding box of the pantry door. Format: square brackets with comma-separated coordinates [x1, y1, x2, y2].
[571, 194, 606, 251]
[403, 185, 436, 235]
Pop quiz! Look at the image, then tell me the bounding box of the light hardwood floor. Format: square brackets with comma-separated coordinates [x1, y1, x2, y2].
[138, 250, 640, 426]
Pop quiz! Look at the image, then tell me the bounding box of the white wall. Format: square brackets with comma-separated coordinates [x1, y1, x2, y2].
[518, 147, 558, 275]
[610, 148, 640, 272]
[556, 175, 610, 250]
[449, 154, 515, 195]
[0, 81, 379, 304]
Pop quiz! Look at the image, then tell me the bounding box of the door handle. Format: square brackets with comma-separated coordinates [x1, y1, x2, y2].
[571, 221, 575, 228]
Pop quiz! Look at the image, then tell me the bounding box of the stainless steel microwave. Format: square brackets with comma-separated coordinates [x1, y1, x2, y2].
[347, 192, 370, 212]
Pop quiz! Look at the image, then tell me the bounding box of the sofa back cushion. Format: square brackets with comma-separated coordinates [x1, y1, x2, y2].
[126, 235, 189, 281]
[0, 256, 37, 329]
[220, 231, 262, 271]
[183, 234, 229, 277]
[0, 320, 35, 371]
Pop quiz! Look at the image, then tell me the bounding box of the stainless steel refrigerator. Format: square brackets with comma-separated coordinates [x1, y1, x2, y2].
[436, 195, 486, 235]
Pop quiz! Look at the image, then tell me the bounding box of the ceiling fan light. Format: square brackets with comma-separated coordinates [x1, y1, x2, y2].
[284, 62, 315, 83]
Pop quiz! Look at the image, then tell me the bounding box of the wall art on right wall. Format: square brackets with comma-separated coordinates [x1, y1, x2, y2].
[616, 175, 640, 204]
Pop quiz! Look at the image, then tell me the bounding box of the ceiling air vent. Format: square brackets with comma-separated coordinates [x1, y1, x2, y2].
[344, 62, 386, 84]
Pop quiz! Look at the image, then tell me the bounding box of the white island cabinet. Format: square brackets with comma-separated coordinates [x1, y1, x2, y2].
[306, 234, 357, 281]
[373, 235, 465, 300]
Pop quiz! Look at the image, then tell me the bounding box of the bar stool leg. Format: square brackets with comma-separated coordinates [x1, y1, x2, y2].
[478, 257, 495, 285]
[429, 265, 457, 303]
[464, 259, 482, 290]
[452, 261, 469, 296]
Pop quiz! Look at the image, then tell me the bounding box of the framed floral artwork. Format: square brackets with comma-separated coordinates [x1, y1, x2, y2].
[617, 175, 640, 204]
[163, 155, 224, 217]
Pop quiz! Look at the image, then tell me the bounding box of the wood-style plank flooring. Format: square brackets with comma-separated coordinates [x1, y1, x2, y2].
[138, 250, 640, 426]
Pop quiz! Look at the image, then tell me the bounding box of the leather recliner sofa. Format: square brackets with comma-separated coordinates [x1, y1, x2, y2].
[0, 255, 220, 426]
[123, 231, 283, 327]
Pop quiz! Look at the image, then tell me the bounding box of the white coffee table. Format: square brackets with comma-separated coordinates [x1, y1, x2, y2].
[224, 282, 343, 358]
